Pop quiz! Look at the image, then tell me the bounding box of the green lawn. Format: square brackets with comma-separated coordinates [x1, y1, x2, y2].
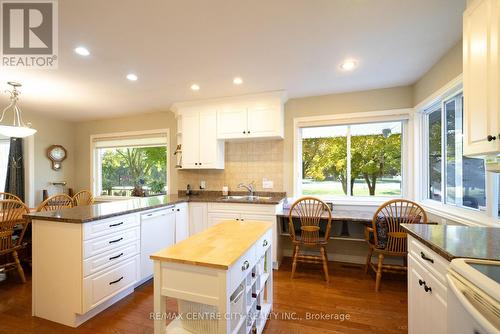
[302, 179, 401, 197]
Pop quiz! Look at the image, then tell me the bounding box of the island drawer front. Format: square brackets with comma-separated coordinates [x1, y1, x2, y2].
[83, 214, 139, 241]
[256, 229, 272, 259]
[83, 255, 140, 312]
[83, 227, 140, 259]
[83, 241, 140, 277]
[229, 246, 256, 294]
[408, 235, 449, 285]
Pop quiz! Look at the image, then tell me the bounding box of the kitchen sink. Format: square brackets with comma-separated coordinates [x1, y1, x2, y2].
[220, 195, 272, 201]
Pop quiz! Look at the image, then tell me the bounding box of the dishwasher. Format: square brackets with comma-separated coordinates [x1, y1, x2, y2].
[140, 206, 176, 281]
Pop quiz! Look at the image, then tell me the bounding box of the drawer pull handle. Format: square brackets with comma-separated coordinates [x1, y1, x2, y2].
[241, 261, 249, 271]
[109, 253, 124, 261]
[109, 222, 123, 227]
[263, 240, 268, 247]
[109, 237, 123, 244]
[424, 285, 432, 293]
[420, 251, 434, 263]
[109, 276, 124, 285]
[418, 279, 425, 286]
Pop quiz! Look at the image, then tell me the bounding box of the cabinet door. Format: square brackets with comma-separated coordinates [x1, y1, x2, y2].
[247, 103, 283, 138]
[463, 0, 500, 156]
[199, 110, 222, 168]
[181, 112, 200, 168]
[175, 203, 189, 243]
[408, 255, 427, 334]
[188, 203, 208, 235]
[217, 105, 248, 139]
[207, 212, 241, 228]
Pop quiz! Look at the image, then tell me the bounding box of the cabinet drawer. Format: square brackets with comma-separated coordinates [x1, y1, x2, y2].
[83, 214, 139, 241]
[256, 229, 272, 259]
[229, 246, 256, 294]
[83, 227, 140, 259]
[408, 235, 449, 285]
[83, 241, 140, 277]
[83, 255, 140, 312]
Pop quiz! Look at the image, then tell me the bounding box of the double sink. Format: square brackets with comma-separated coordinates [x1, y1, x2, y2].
[219, 195, 272, 201]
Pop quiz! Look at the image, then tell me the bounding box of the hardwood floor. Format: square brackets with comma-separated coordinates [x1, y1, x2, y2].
[0, 258, 407, 334]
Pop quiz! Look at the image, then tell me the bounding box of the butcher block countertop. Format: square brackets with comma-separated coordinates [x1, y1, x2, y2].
[150, 220, 272, 269]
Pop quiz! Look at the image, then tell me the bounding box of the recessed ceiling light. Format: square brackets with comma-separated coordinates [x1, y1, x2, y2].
[190, 84, 200, 91]
[74, 46, 90, 56]
[339, 59, 357, 71]
[126, 73, 138, 81]
[233, 77, 243, 85]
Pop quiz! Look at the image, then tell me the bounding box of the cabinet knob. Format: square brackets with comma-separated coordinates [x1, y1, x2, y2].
[487, 135, 497, 142]
[263, 240, 268, 247]
[241, 260, 249, 271]
[176, 209, 180, 212]
[424, 285, 432, 293]
[243, 131, 246, 134]
[420, 251, 434, 263]
[199, 162, 202, 165]
[248, 131, 250, 134]
[418, 279, 425, 286]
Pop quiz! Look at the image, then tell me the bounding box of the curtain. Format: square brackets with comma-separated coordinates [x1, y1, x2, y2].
[5, 137, 24, 201]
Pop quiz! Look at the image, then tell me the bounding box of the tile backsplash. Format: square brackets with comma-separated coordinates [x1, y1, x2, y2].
[178, 140, 284, 192]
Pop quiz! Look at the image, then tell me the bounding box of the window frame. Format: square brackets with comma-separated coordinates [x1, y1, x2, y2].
[90, 129, 170, 201]
[293, 109, 412, 205]
[417, 82, 500, 226]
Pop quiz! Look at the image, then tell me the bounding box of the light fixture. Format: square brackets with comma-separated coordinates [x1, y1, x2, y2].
[126, 73, 138, 81]
[0, 82, 37, 138]
[339, 59, 357, 71]
[190, 84, 200, 91]
[233, 77, 243, 85]
[74, 46, 90, 56]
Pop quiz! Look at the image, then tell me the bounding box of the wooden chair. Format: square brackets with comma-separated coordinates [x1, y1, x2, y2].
[36, 194, 73, 212]
[365, 199, 428, 291]
[288, 197, 332, 282]
[0, 192, 22, 202]
[0, 199, 30, 283]
[72, 190, 94, 206]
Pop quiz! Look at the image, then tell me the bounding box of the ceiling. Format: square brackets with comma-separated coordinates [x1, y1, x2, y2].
[0, 0, 466, 122]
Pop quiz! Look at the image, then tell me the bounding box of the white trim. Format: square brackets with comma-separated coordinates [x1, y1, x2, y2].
[293, 108, 413, 201]
[89, 129, 170, 198]
[25, 135, 35, 207]
[421, 199, 498, 227]
[414, 74, 463, 112]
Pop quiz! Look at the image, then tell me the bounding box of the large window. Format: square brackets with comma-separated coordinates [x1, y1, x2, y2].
[299, 121, 403, 197]
[93, 132, 168, 197]
[426, 93, 486, 210]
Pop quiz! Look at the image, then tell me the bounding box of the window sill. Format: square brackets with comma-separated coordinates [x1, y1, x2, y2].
[419, 200, 499, 227]
[298, 195, 400, 207]
[95, 196, 137, 202]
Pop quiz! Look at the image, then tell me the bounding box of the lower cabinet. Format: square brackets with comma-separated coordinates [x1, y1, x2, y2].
[188, 202, 208, 235]
[175, 202, 189, 242]
[407, 235, 449, 334]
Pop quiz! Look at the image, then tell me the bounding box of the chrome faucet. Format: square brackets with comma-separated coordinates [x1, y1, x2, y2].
[238, 181, 255, 196]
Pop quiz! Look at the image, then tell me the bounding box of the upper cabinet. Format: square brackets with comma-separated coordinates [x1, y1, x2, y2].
[176, 106, 224, 170]
[463, 0, 500, 157]
[217, 98, 284, 140]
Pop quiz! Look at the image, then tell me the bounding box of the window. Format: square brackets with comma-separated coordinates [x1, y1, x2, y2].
[425, 93, 486, 210]
[0, 138, 10, 192]
[92, 132, 168, 197]
[299, 121, 403, 197]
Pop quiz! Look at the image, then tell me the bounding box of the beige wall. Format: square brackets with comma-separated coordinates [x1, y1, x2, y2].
[283, 85, 414, 195]
[178, 140, 284, 192]
[413, 40, 463, 106]
[24, 111, 76, 205]
[73, 111, 177, 194]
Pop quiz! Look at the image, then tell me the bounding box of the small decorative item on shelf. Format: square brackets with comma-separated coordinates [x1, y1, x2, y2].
[174, 144, 182, 168]
[46, 145, 67, 170]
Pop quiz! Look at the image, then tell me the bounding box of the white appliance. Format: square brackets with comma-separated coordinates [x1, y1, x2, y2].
[447, 258, 500, 334]
[140, 206, 175, 281]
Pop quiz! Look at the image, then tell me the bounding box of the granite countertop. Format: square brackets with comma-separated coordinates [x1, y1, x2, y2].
[402, 223, 500, 261]
[25, 192, 286, 224]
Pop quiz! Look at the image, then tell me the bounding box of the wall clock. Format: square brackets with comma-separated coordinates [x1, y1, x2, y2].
[47, 145, 67, 171]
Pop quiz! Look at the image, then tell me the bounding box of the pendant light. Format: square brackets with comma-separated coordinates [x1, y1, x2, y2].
[0, 82, 37, 138]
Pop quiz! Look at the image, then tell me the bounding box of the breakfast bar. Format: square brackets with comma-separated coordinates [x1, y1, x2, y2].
[150, 220, 273, 334]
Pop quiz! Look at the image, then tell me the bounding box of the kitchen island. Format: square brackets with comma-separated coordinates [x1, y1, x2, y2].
[150, 220, 273, 334]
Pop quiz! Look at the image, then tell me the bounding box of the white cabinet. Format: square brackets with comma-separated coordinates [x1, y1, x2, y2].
[175, 202, 188, 243]
[463, 0, 500, 156]
[140, 207, 176, 281]
[178, 107, 224, 169]
[188, 202, 208, 235]
[407, 236, 449, 334]
[217, 101, 284, 140]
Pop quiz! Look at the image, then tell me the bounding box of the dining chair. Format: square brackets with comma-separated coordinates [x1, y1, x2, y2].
[288, 197, 332, 282]
[72, 190, 94, 206]
[36, 194, 73, 212]
[0, 199, 30, 283]
[365, 199, 428, 292]
[0, 192, 22, 202]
